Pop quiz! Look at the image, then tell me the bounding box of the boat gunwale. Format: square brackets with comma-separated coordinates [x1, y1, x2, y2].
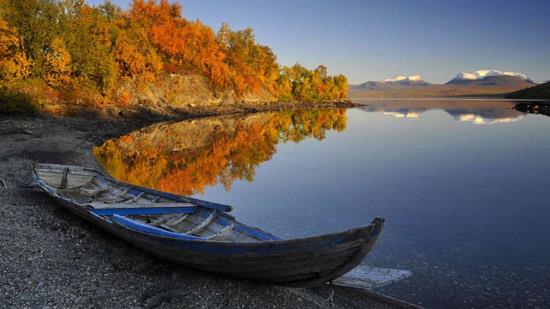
[32, 163, 234, 213]
[109, 213, 380, 247]
[33, 163, 383, 246]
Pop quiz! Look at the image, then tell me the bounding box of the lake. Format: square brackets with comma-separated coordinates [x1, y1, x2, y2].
[94, 99, 550, 308]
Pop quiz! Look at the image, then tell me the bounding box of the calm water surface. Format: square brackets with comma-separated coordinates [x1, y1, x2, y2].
[95, 100, 550, 308]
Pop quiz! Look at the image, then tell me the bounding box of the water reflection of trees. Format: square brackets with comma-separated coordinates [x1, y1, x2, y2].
[514, 102, 550, 117]
[93, 109, 346, 195]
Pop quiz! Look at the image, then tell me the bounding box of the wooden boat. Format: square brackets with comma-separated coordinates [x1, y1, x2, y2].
[33, 163, 384, 287]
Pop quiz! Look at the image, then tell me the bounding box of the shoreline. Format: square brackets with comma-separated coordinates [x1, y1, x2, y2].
[23, 99, 360, 121]
[0, 104, 415, 308]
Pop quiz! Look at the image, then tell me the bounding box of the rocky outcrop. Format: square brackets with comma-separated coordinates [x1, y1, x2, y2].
[116, 74, 277, 114]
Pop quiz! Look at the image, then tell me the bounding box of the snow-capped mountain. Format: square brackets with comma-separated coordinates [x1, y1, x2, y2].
[383, 75, 425, 83]
[448, 70, 531, 84]
[350, 69, 537, 98]
[352, 74, 430, 90]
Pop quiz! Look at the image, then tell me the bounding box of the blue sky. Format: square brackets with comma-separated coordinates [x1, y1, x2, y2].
[89, 0, 550, 84]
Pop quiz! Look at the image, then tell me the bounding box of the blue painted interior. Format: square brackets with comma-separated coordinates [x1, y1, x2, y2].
[111, 214, 201, 240]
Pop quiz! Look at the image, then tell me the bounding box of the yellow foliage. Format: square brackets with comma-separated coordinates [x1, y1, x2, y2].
[43, 37, 72, 87]
[0, 18, 31, 81]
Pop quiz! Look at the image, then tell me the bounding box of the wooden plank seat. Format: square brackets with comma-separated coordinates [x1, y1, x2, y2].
[87, 202, 197, 216]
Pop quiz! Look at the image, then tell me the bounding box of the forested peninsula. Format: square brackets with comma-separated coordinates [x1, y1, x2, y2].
[0, 0, 349, 116]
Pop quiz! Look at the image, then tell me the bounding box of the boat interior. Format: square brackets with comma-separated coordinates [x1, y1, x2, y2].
[34, 164, 280, 242]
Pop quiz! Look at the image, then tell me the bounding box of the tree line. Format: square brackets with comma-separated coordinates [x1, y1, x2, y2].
[0, 0, 348, 108]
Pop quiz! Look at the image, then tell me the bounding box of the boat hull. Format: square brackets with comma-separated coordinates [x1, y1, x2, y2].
[108, 218, 383, 287]
[55, 197, 383, 287]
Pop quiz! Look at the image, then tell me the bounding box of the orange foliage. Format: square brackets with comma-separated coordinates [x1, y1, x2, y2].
[118, 90, 132, 107]
[1, 0, 348, 106]
[130, 0, 231, 88]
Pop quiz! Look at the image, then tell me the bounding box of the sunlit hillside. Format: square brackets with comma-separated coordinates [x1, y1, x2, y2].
[0, 0, 348, 114]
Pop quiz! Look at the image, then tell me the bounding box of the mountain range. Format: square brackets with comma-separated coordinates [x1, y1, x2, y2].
[350, 70, 537, 98]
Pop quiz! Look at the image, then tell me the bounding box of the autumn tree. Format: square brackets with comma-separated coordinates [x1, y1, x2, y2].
[1, 0, 63, 76]
[217, 23, 279, 95]
[98, 0, 121, 21]
[43, 37, 72, 87]
[0, 17, 31, 81]
[61, 2, 118, 93]
[276, 64, 348, 102]
[129, 0, 231, 88]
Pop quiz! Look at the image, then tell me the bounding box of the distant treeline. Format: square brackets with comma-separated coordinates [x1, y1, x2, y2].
[505, 82, 550, 99]
[0, 0, 347, 111]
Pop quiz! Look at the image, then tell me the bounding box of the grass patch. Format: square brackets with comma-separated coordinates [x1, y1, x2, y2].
[0, 91, 39, 115]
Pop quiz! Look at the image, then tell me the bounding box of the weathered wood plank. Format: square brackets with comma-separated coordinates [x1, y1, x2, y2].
[88, 202, 195, 209]
[187, 210, 218, 235]
[332, 266, 413, 289]
[207, 224, 235, 240]
[196, 249, 356, 276]
[91, 206, 197, 216]
[60, 168, 70, 189]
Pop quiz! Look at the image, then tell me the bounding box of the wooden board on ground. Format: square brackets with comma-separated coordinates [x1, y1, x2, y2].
[332, 265, 412, 290]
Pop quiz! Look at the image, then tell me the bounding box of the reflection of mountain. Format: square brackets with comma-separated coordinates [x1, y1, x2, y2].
[359, 100, 526, 125]
[93, 109, 347, 195]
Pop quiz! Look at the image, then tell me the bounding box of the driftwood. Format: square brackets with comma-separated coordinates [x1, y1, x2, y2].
[332, 265, 412, 289]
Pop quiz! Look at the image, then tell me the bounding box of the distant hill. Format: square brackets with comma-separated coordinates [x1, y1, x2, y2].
[505, 82, 550, 99]
[353, 75, 430, 91]
[350, 69, 536, 98]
